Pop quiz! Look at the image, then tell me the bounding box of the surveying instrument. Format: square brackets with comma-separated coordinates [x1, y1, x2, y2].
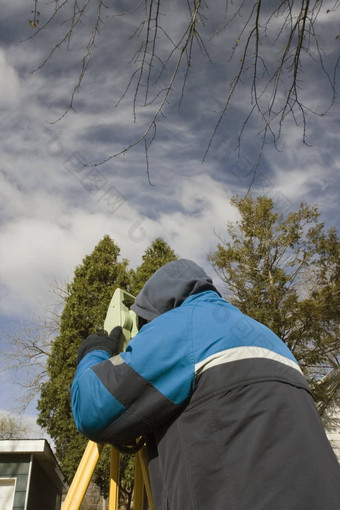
[63, 289, 154, 510]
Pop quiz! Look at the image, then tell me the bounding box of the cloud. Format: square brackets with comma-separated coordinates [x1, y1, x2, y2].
[0, 50, 21, 107]
[0, 6, 338, 314]
[0, 165, 238, 320]
[0, 0, 338, 323]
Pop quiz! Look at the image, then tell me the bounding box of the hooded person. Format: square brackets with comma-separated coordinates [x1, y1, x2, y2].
[71, 259, 340, 510]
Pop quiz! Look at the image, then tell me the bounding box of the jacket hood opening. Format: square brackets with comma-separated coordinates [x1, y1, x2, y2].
[131, 259, 220, 321]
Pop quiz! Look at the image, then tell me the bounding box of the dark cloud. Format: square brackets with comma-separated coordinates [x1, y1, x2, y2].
[0, 0, 339, 325]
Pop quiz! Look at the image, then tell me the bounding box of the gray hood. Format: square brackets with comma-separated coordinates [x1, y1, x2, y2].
[131, 259, 220, 321]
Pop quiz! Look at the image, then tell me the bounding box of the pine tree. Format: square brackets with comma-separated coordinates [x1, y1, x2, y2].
[37, 236, 130, 486]
[130, 238, 178, 296]
[209, 195, 340, 403]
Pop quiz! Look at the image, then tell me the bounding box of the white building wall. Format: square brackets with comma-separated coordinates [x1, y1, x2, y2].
[322, 391, 340, 463]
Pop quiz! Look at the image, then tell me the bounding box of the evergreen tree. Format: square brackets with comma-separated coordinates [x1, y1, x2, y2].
[37, 236, 130, 488]
[130, 238, 178, 296]
[209, 195, 340, 403]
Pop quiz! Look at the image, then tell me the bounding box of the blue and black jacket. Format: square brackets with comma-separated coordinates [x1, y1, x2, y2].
[71, 260, 340, 510]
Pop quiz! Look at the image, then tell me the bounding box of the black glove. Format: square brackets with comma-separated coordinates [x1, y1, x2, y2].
[76, 326, 123, 364]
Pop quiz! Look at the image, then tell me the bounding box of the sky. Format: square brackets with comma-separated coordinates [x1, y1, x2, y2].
[0, 1, 339, 437]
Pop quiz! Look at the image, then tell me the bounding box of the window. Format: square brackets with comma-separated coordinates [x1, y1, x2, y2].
[0, 478, 16, 510]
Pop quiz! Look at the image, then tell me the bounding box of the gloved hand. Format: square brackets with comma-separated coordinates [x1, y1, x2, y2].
[76, 326, 123, 364]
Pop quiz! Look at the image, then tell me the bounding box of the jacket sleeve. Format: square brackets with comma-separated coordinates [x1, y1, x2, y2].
[71, 307, 195, 444]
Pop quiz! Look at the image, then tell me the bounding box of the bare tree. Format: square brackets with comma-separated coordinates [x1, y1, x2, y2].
[0, 413, 30, 439]
[1, 281, 67, 410]
[26, 0, 339, 179]
[3, 320, 54, 409]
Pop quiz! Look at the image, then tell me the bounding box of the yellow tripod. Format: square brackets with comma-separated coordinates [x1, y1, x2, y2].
[64, 289, 154, 509]
[62, 440, 153, 510]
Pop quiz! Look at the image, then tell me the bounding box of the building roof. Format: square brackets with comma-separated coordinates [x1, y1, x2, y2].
[0, 439, 68, 493]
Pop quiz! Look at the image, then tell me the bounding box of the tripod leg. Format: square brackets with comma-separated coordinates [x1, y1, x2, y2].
[109, 446, 120, 510]
[63, 441, 104, 510]
[137, 446, 154, 510]
[133, 452, 144, 510]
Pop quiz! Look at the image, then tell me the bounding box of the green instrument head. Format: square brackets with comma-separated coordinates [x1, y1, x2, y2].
[104, 289, 139, 352]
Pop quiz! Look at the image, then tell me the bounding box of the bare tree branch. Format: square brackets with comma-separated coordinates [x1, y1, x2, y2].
[27, 0, 340, 181]
[1, 280, 66, 410]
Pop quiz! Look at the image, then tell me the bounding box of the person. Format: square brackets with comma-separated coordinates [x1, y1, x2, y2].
[71, 259, 340, 509]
